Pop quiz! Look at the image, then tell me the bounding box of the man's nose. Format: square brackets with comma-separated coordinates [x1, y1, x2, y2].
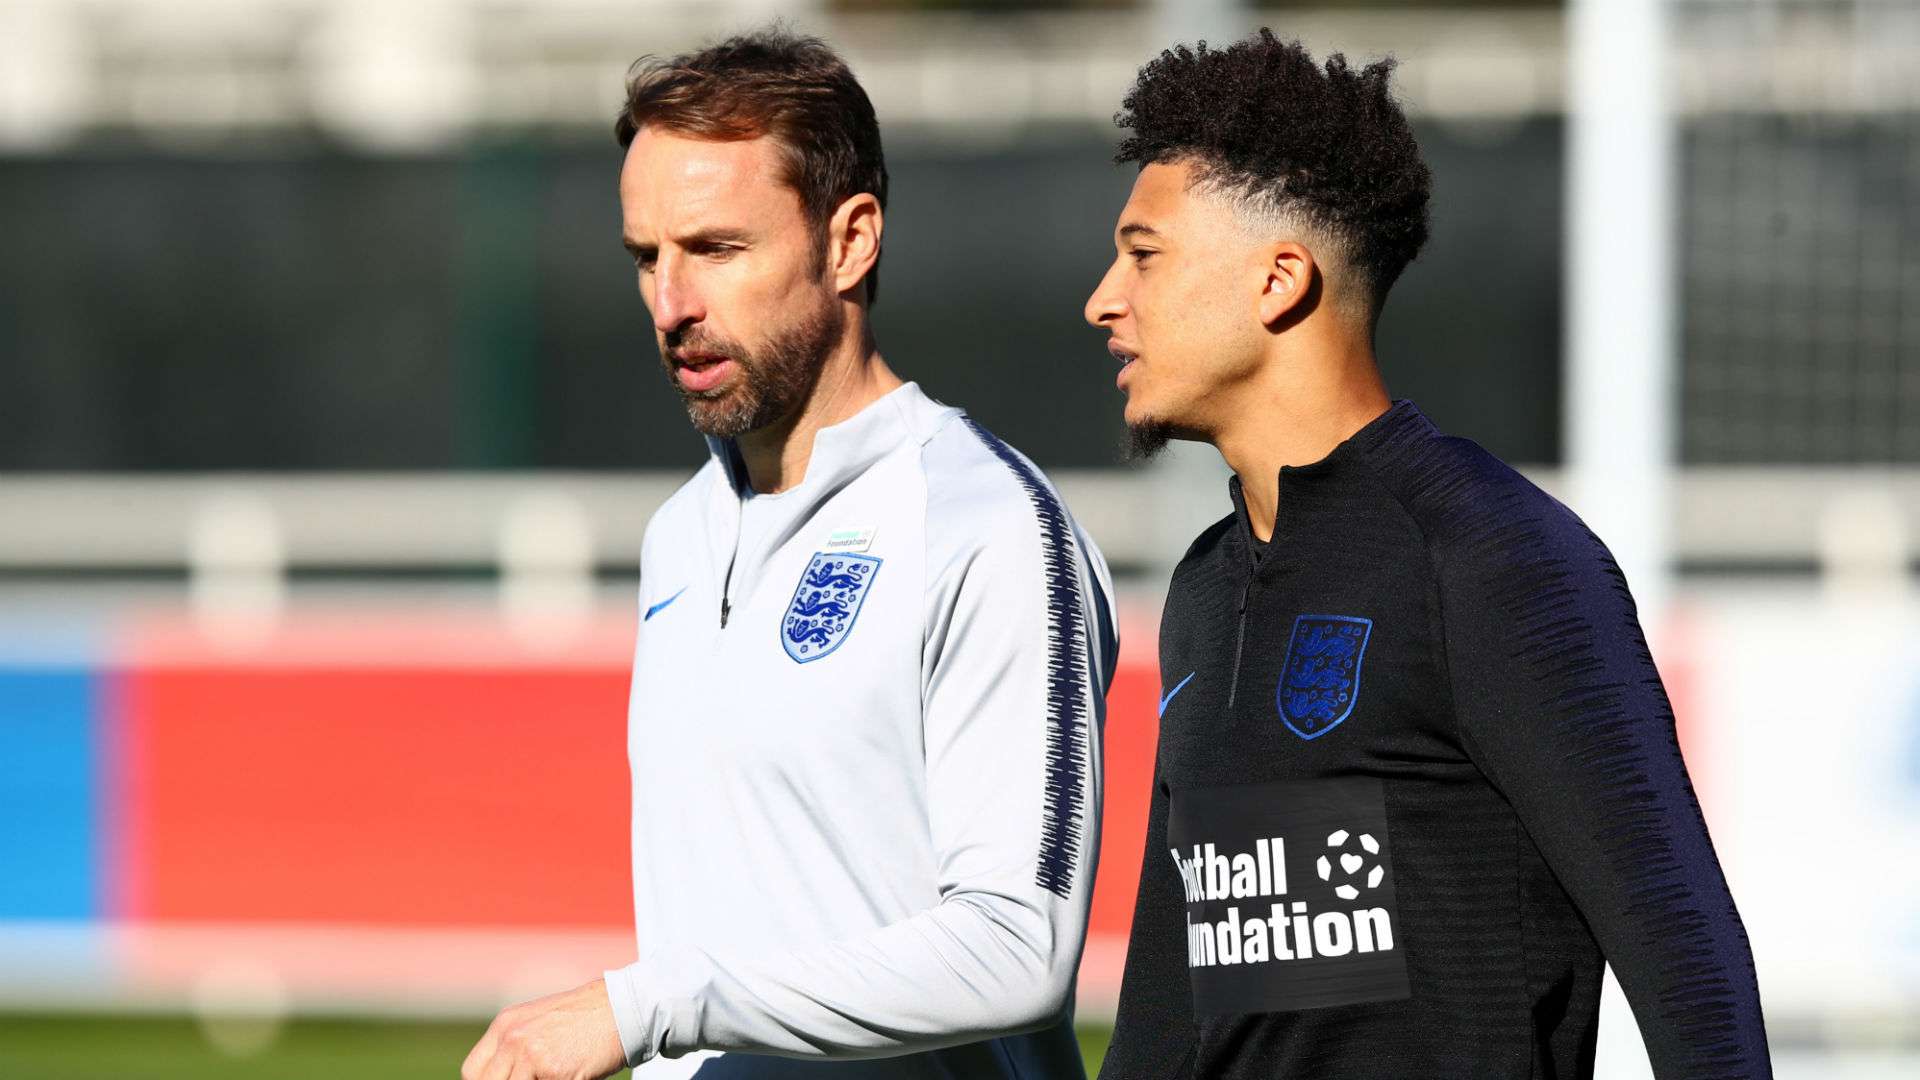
[651, 256, 702, 334]
[1084, 262, 1127, 329]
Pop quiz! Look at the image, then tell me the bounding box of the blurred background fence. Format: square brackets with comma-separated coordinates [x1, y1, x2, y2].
[1, 0, 1917, 1076]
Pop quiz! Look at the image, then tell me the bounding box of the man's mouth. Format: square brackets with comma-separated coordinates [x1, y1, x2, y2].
[672, 353, 737, 393]
[1109, 341, 1140, 388]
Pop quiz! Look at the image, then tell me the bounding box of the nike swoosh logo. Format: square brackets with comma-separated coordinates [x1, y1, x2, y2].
[1159, 671, 1196, 717]
[644, 586, 688, 622]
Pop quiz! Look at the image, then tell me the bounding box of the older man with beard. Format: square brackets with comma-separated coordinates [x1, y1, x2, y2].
[461, 28, 1117, 1080]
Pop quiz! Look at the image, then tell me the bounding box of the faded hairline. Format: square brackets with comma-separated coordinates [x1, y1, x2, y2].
[1175, 154, 1376, 325]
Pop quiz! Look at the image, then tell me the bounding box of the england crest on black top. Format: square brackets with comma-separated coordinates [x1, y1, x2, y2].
[1276, 614, 1373, 740]
[782, 553, 882, 663]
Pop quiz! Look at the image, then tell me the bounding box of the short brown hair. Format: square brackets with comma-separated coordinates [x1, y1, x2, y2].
[616, 28, 889, 304]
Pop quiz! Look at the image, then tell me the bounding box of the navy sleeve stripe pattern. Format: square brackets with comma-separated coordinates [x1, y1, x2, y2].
[961, 416, 1092, 898]
[1371, 420, 1769, 1076]
[1462, 496, 1759, 1070]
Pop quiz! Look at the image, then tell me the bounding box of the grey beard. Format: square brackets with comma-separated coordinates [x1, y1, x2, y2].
[666, 300, 843, 440]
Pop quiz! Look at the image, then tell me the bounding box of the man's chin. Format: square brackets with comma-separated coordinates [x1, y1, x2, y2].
[681, 379, 738, 404]
[683, 386, 762, 439]
[1123, 417, 1176, 463]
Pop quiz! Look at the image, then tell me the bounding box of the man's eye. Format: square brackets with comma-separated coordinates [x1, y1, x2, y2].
[1128, 249, 1156, 265]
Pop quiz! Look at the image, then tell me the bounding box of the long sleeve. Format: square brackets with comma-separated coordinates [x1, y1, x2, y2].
[604, 473, 1115, 1066]
[1435, 499, 1771, 1077]
[1100, 750, 1197, 1079]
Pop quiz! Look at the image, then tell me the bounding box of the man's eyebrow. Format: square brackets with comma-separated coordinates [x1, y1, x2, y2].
[681, 227, 752, 245]
[624, 227, 753, 255]
[1118, 222, 1164, 242]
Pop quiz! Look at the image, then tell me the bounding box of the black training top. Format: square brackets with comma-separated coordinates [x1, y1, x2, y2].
[1101, 402, 1769, 1079]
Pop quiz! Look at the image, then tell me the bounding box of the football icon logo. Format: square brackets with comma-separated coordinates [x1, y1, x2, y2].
[1315, 828, 1385, 901]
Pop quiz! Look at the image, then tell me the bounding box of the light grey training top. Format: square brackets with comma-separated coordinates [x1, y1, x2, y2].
[604, 382, 1118, 1077]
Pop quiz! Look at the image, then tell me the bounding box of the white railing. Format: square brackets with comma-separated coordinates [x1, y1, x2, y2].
[1, 467, 1914, 573]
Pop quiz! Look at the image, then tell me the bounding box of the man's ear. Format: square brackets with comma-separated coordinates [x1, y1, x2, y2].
[827, 192, 883, 298]
[1257, 242, 1316, 329]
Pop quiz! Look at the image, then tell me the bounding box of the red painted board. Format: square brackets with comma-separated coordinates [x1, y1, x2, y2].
[119, 665, 634, 929]
[1089, 662, 1159, 940]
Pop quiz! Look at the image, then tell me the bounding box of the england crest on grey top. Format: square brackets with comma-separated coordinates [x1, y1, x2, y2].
[782, 553, 882, 663]
[1277, 614, 1373, 740]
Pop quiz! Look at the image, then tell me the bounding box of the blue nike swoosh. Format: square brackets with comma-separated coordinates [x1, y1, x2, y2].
[1159, 671, 1196, 717]
[644, 586, 688, 622]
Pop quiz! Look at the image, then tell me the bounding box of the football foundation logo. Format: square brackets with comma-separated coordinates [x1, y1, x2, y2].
[1167, 775, 1410, 1015]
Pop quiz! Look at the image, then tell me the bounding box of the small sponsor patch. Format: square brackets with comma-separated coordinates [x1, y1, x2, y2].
[822, 526, 877, 554]
[1167, 776, 1409, 1015]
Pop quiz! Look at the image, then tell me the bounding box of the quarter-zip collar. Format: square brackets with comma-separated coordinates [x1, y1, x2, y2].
[1227, 475, 1260, 571]
[1226, 399, 1427, 583]
[699, 382, 958, 629]
[1217, 398, 1428, 708]
[707, 381, 944, 505]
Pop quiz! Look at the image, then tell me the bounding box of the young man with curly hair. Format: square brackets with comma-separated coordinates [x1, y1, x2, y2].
[1085, 31, 1770, 1078]
[462, 28, 1116, 1080]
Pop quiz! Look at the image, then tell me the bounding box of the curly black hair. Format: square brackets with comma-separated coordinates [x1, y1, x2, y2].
[1115, 29, 1431, 312]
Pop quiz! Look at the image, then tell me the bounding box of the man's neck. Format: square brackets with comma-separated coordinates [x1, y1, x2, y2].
[736, 328, 902, 495]
[1213, 345, 1391, 543]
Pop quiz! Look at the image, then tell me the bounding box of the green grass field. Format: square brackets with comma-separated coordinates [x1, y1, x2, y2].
[0, 1015, 1112, 1078]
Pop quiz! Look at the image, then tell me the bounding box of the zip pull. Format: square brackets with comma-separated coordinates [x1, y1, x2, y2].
[720, 596, 731, 628]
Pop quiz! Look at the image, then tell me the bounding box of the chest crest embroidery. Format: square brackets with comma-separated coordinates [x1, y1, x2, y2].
[1277, 614, 1373, 740]
[781, 553, 882, 663]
